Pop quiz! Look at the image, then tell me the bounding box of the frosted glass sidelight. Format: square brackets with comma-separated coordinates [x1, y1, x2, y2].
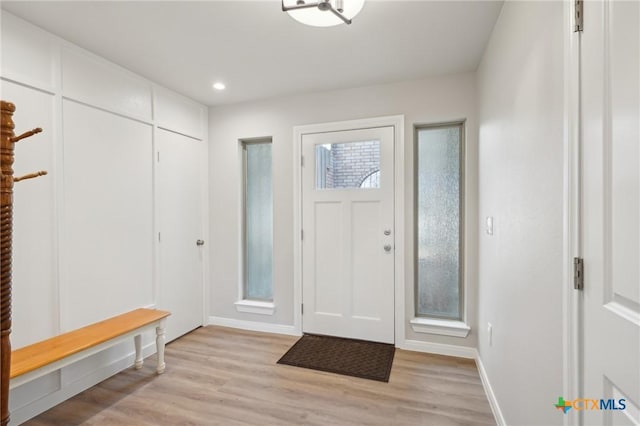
[416, 125, 463, 319]
[315, 140, 380, 189]
[245, 142, 273, 300]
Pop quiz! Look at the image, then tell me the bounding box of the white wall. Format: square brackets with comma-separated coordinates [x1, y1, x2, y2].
[1, 2, 570, 423]
[1, 12, 207, 424]
[208, 73, 479, 352]
[476, 2, 565, 425]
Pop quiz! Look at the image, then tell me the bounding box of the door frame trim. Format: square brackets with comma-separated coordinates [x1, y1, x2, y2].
[564, 0, 581, 424]
[292, 115, 405, 343]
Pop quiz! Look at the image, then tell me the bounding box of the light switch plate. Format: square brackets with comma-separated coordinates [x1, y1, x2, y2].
[486, 216, 494, 235]
[488, 323, 493, 346]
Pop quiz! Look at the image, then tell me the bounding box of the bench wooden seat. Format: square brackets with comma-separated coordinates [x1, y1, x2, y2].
[10, 308, 170, 389]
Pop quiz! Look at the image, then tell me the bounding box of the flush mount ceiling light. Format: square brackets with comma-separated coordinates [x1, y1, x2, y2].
[212, 82, 226, 91]
[282, 0, 365, 27]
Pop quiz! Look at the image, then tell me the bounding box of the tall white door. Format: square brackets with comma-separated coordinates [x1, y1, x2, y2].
[157, 129, 204, 342]
[301, 126, 395, 344]
[581, 1, 640, 424]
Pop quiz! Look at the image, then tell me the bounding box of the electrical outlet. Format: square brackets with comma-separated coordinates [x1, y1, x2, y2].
[488, 323, 493, 346]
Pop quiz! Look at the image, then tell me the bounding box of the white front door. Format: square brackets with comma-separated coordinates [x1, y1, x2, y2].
[301, 126, 395, 344]
[580, 0, 640, 423]
[157, 129, 204, 342]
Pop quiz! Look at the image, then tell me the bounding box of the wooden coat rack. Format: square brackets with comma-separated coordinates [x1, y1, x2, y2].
[1, 100, 47, 426]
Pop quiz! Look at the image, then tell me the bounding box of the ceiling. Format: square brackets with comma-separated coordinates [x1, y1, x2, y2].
[1, 1, 503, 107]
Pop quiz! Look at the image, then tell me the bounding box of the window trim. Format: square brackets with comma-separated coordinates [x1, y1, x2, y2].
[234, 299, 276, 316]
[410, 317, 470, 338]
[413, 121, 466, 324]
[240, 137, 274, 305]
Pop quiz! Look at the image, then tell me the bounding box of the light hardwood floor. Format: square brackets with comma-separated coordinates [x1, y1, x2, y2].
[27, 326, 495, 425]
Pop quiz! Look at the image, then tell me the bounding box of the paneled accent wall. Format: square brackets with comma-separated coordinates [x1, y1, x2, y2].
[60, 100, 154, 329]
[0, 12, 208, 424]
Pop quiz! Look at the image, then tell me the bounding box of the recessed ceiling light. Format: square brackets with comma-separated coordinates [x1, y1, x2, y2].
[212, 82, 226, 91]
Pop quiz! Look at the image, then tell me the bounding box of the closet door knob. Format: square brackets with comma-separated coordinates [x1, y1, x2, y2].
[196, 240, 205, 246]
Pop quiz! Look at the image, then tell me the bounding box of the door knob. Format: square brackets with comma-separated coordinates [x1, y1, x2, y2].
[196, 239, 205, 246]
[384, 229, 391, 236]
[384, 244, 392, 252]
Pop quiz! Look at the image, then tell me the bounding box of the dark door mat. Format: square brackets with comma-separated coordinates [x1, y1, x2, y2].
[277, 334, 395, 382]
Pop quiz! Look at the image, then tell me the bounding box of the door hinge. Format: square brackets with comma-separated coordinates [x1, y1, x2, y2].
[301, 229, 304, 240]
[158, 232, 161, 242]
[301, 304, 304, 315]
[573, 257, 584, 290]
[301, 156, 304, 167]
[157, 151, 160, 162]
[574, 0, 583, 32]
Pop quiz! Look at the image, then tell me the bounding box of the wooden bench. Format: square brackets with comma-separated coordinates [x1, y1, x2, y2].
[10, 308, 170, 389]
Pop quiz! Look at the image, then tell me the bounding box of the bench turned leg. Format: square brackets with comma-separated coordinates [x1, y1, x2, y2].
[155, 320, 166, 374]
[134, 334, 143, 369]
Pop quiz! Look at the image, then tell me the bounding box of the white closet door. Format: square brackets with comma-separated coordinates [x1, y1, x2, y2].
[157, 129, 204, 342]
[580, 1, 640, 424]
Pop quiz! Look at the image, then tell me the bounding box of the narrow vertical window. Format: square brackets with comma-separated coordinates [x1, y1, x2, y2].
[415, 123, 464, 320]
[243, 140, 273, 301]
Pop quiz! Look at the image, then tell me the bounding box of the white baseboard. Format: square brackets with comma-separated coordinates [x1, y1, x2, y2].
[207, 316, 300, 337]
[397, 339, 477, 359]
[9, 342, 157, 425]
[475, 354, 506, 426]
